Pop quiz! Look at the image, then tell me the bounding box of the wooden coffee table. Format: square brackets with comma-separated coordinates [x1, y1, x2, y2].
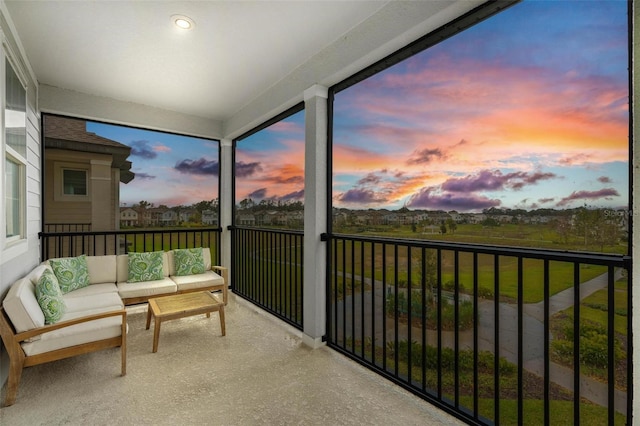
[145, 291, 225, 353]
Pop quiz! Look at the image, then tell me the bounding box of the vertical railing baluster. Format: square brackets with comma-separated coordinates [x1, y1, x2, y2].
[342, 239, 347, 348]
[394, 243, 399, 377]
[473, 252, 479, 420]
[334, 237, 339, 344]
[407, 245, 413, 384]
[573, 262, 580, 425]
[627, 259, 633, 422]
[607, 265, 615, 425]
[494, 255, 500, 425]
[518, 257, 524, 425]
[454, 249, 459, 408]
[544, 259, 550, 426]
[361, 239, 365, 359]
[371, 241, 377, 366]
[382, 243, 387, 372]
[421, 247, 427, 393]
[437, 248, 442, 399]
[351, 239, 356, 353]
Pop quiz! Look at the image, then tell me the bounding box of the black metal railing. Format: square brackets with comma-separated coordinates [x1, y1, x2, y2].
[230, 226, 304, 330]
[39, 227, 222, 265]
[325, 233, 631, 426]
[44, 223, 92, 232]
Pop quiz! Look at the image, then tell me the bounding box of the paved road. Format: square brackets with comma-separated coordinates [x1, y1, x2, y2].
[333, 271, 627, 414]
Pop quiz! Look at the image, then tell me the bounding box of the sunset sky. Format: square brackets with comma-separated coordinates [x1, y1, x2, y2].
[91, 0, 628, 213]
[332, 0, 629, 212]
[86, 121, 219, 208]
[235, 111, 305, 204]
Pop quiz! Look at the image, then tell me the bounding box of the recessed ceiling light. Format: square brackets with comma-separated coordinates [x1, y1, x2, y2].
[172, 15, 194, 30]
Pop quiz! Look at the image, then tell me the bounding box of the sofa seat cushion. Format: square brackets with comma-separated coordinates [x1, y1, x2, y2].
[21, 307, 126, 356]
[171, 270, 224, 292]
[116, 278, 177, 300]
[86, 255, 117, 284]
[63, 292, 123, 313]
[2, 275, 45, 333]
[62, 283, 119, 299]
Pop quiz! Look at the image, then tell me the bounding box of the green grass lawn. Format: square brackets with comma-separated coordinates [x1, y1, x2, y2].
[466, 397, 627, 426]
[332, 239, 611, 303]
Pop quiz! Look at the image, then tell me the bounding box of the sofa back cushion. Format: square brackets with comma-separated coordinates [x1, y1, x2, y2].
[127, 251, 164, 282]
[173, 248, 206, 276]
[35, 269, 66, 324]
[116, 252, 170, 283]
[86, 255, 117, 284]
[167, 247, 212, 276]
[2, 266, 48, 332]
[202, 247, 212, 270]
[49, 255, 90, 294]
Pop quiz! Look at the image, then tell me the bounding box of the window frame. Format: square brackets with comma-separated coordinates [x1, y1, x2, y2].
[2, 42, 28, 253]
[53, 162, 90, 201]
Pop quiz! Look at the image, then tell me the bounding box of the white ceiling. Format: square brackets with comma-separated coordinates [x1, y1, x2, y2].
[4, 1, 479, 135]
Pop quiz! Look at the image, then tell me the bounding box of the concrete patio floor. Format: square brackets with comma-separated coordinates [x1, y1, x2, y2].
[0, 293, 464, 425]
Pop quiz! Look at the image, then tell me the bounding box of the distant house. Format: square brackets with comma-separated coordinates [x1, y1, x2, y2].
[179, 210, 196, 223]
[162, 210, 178, 226]
[144, 208, 164, 227]
[202, 210, 218, 226]
[43, 116, 134, 231]
[120, 207, 138, 227]
[237, 213, 256, 226]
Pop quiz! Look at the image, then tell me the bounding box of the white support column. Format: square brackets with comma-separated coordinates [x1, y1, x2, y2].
[220, 139, 233, 284]
[302, 84, 329, 348]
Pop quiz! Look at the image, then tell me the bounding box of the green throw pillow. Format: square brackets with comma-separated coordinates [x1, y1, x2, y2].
[174, 248, 205, 276]
[35, 269, 66, 324]
[49, 255, 90, 294]
[128, 251, 164, 283]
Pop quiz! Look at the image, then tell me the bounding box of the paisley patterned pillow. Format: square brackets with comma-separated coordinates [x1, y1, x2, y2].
[35, 269, 66, 324]
[49, 255, 90, 294]
[174, 248, 205, 276]
[128, 251, 164, 283]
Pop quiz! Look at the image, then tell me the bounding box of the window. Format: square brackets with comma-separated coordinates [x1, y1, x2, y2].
[3, 56, 27, 244]
[63, 169, 88, 195]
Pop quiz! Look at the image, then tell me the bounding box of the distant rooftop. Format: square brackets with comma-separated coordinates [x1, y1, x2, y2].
[44, 115, 134, 183]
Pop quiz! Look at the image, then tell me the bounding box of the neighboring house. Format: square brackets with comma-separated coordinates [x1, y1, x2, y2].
[237, 213, 256, 226]
[43, 116, 134, 232]
[202, 210, 217, 226]
[143, 208, 165, 227]
[179, 209, 196, 223]
[161, 210, 178, 226]
[120, 207, 138, 227]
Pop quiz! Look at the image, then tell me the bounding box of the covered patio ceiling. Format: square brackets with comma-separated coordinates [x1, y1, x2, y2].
[4, 0, 483, 137]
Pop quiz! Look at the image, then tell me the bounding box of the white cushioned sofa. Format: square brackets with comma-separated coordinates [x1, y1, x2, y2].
[0, 247, 227, 406]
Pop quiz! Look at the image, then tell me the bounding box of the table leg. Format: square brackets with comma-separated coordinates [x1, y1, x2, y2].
[152, 318, 161, 353]
[219, 306, 225, 336]
[145, 307, 152, 330]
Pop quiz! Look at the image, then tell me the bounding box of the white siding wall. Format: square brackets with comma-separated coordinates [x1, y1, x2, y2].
[0, 2, 41, 390]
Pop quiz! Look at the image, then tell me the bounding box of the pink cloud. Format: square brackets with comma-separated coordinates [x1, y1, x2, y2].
[556, 188, 620, 207]
[337, 188, 389, 204]
[406, 186, 501, 211]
